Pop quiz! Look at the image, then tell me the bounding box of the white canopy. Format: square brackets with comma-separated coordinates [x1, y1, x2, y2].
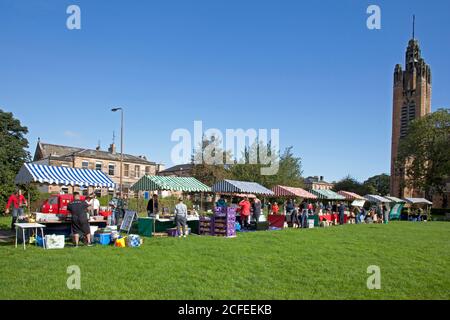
[405, 198, 433, 205]
[364, 195, 392, 203]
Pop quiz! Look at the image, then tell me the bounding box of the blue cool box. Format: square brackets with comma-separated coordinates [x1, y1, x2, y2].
[94, 233, 111, 245]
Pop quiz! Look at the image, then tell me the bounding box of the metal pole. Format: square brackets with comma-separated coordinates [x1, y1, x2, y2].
[120, 109, 124, 198]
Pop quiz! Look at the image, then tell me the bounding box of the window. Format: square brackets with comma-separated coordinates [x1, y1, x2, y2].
[108, 163, 115, 176]
[145, 166, 151, 175]
[124, 164, 130, 177]
[95, 162, 102, 171]
[60, 187, 69, 195]
[82, 161, 89, 170]
[135, 165, 140, 178]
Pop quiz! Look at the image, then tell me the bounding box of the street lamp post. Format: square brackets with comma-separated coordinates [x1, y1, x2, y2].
[111, 107, 124, 197]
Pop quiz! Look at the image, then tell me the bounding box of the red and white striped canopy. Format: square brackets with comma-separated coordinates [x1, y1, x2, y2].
[337, 191, 366, 200]
[271, 185, 317, 199]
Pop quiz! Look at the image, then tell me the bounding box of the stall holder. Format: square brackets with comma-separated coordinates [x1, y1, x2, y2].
[211, 179, 274, 230]
[131, 175, 211, 236]
[14, 163, 116, 242]
[309, 189, 346, 224]
[271, 185, 318, 227]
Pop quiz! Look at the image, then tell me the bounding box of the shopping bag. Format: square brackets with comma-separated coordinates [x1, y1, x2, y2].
[115, 237, 127, 248]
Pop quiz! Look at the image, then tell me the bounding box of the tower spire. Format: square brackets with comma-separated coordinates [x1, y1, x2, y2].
[412, 14, 415, 40]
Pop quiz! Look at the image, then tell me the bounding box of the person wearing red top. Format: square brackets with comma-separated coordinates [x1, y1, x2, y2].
[239, 197, 251, 229]
[4, 190, 27, 230]
[272, 202, 280, 215]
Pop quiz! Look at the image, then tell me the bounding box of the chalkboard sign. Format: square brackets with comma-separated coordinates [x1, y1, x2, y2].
[120, 210, 137, 234]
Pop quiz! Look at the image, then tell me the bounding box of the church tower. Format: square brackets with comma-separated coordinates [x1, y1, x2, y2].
[390, 17, 432, 197]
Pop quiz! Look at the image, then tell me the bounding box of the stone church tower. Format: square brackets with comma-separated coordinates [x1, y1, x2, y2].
[390, 26, 432, 197]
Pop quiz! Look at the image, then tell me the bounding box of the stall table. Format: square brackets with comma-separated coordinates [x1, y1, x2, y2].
[268, 215, 285, 229]
[15, 223, 46, 250]
[38, 220, 108, 237]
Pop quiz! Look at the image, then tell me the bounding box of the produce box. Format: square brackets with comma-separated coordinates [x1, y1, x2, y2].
[45, 235, 65, 249]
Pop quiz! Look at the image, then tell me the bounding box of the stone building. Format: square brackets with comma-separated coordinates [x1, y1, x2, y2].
[32, 140, 164, 195]
[158, 164, 194, 177]
[304, 176, 334, 191]
[390, 34, 432, 199]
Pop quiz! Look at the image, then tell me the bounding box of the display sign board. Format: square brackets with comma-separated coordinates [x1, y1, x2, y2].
[120, 210, 137, 234]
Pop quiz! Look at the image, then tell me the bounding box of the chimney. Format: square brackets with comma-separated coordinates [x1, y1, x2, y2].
[108, 143, 116, 154]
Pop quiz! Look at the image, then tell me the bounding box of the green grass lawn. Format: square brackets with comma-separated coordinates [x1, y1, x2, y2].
[0, 216, 449, 300]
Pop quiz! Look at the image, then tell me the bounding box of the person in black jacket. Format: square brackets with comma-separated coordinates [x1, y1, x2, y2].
[147, 194, 159, 217]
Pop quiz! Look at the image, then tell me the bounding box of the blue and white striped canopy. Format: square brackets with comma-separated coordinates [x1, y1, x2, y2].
[15, 163, 116, 188]
[211, 180, 274, 196]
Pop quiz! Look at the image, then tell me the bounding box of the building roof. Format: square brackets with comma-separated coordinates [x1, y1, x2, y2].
[305, 176, 333, 185]
[159, 164, 194, 174]
[35, 142, 156, 166]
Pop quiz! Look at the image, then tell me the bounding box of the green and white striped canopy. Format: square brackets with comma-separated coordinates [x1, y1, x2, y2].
[131, 175, 211, 192]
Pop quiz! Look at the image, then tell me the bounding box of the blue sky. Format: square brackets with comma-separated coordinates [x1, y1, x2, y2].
[1, 0, 449, 182]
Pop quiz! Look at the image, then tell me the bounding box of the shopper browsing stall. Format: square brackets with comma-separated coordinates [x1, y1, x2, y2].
[239, 197, 251, 229]
[174, 197, 188, 238]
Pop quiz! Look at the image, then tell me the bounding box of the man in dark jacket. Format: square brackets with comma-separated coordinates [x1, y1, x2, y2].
[147, 194, 159, 217]
[338, 202, 346, 225]
[252, 198, 262, 223]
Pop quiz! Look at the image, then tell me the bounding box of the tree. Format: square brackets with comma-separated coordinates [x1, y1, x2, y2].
[191, 135, 232, 186]
[397, 108, 450, 199]
[334, 175, 375, 195]
[0, 109, 32, 211]
[363, 174, 390, 196]
[230, 143, 304, 189]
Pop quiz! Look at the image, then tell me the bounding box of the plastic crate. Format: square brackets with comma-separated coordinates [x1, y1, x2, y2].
[94, 233, 111, 245]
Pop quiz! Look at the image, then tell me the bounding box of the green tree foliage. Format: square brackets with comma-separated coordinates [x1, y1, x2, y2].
[191, 135, 232, 186]
[191, 136, 304, 189]
[363, 174, 390, 196]
[0, 109, 33, 212]
[334, 175, 375, 195]
[230, 143, 304, 189]
[397, 108, 450, 198]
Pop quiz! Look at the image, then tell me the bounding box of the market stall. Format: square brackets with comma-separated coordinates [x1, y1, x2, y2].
[337, 191, 367, 224]
[271, 185, 318, 226]
[384, 196, 406, 220]
[404, 198, 433, 221]
[130, 175, 211, 236]
[211, 179, 275, 229]
[310, 189, 346, 224]
[14, 163, 116, 241]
